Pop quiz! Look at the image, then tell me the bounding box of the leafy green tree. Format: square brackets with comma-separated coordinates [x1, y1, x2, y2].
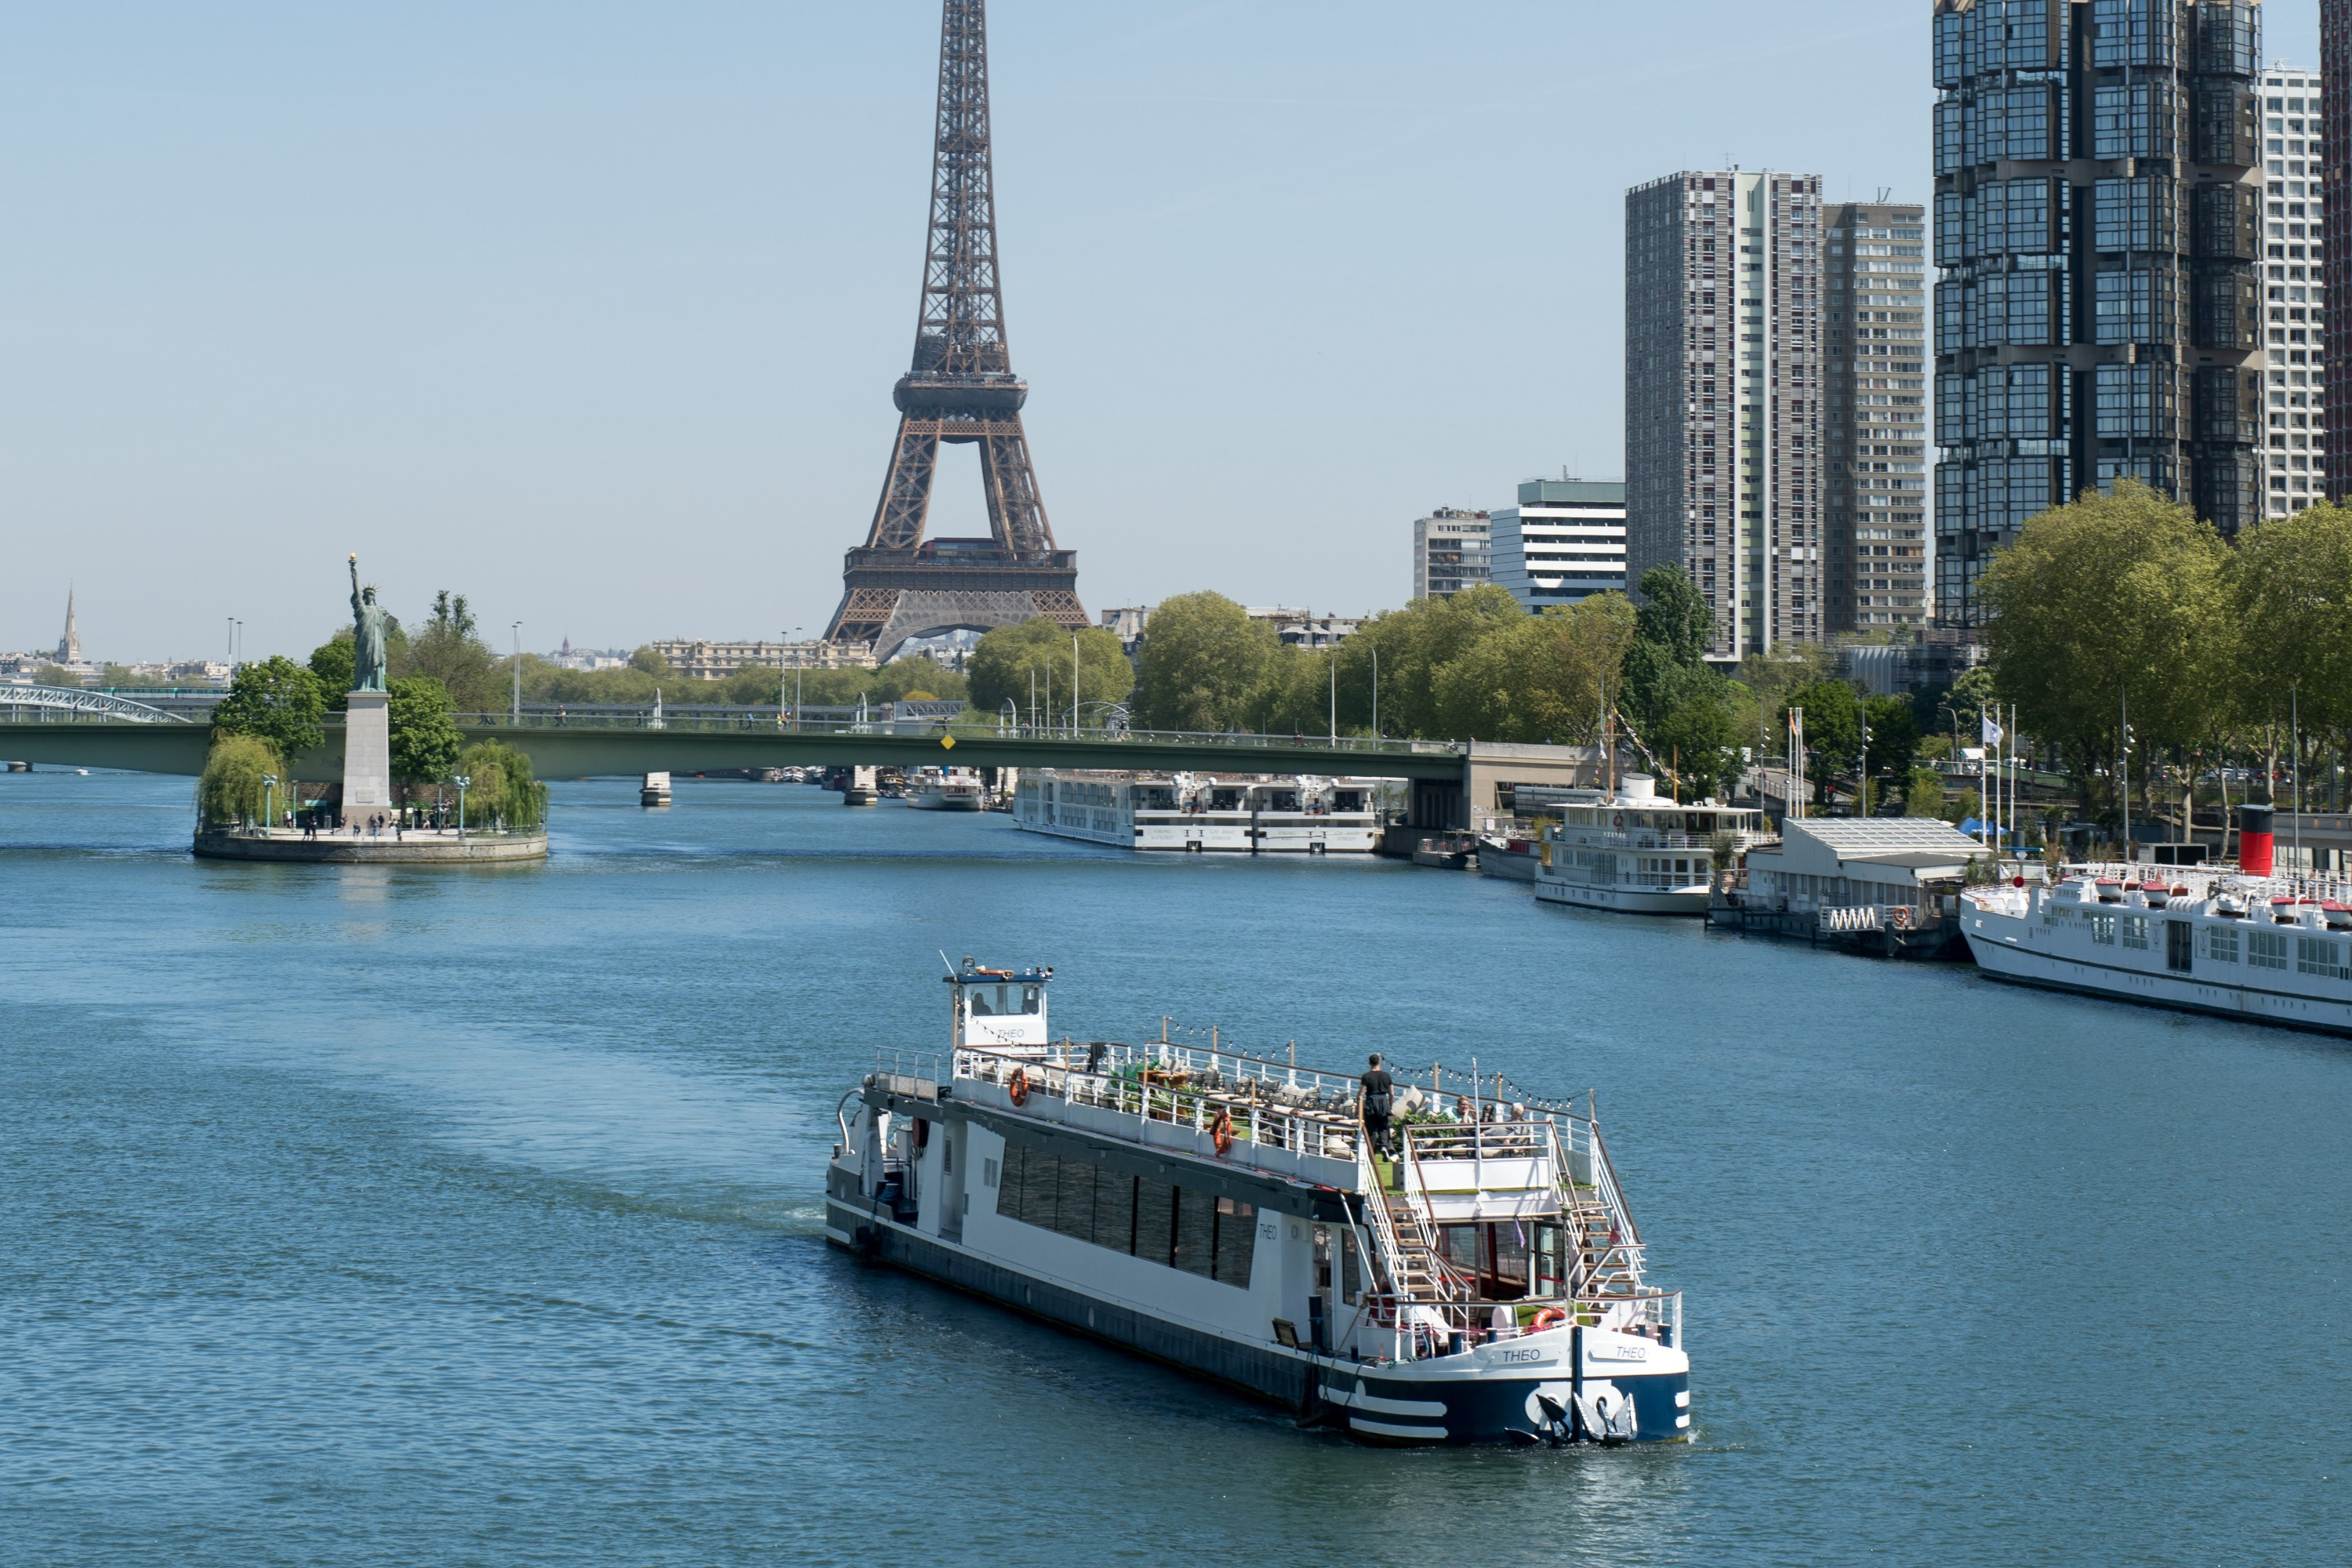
[1864, 694, 1919, 779]
[408, 591, 503, 712]
[1337, 586, 1524, 739]
[453, 739, 546, 830]
[1650, 670, 1744, 799]
[1431, 596, 1636, 744]
[1981, 479, 2228, 826]
[196, 734, 289, 828]
[211, 655, 326, 759]
[630, 646, 670, 677]
[2228, 500, 2352, 739]
[1634, 564, 1715, 665]
[1905, 767, 1945, 818]
[969, 620, 1132, 723]
[308, 637, 355, 707]
[1131, 593, 1281, 731]
[388, 676, 463, 786]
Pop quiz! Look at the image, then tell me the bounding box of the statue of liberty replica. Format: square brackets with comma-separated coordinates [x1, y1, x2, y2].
[339, 554, 396, 824]
[349, 554, 390, 692]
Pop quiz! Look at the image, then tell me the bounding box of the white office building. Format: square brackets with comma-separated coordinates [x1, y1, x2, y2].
[1489, 480, 1628, 612]
[1410, 508, 1493, 601]
[2263, 62, 2325, 520]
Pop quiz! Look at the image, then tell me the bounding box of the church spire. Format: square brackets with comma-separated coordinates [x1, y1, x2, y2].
[57, 586, 79, 664]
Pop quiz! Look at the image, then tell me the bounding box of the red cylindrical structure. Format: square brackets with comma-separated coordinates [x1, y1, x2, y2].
[2239, 803, 2275, 877]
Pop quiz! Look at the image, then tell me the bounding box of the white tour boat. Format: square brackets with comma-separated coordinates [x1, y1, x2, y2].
[1534, 775, 1771, 916]
[1962, 844, 2352, 1036]
[906, 768, 985, 811]
[1013, 771, 1383, 853]
[826, 961, 1691, 1446]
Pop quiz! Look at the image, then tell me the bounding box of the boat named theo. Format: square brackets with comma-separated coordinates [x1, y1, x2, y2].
[826, 960, 1691, 1446]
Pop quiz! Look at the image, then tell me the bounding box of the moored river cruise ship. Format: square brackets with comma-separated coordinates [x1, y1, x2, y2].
[1014, 771, 1385, 853]
[1534, 775, 1772, 916]
[826, 961, 1690, 1446]
[1962, 862, 2352, 1036]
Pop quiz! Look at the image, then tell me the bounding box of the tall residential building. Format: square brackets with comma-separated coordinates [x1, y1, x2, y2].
[1823, 203, 1931, 631]
[2327, 3, 2351, 498]
[1410, 508, 1493, 601]
[2260, 63, 2327, 517]
[1933, 0, 2266, 626]
[1489, 481, 1628, 612]
[1626, 170, 1825, 659]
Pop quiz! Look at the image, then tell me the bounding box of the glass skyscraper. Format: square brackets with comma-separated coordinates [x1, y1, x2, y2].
[1933, 0, 2266, 626]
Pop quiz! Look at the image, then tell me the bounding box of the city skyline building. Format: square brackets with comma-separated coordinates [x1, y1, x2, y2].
[1822, 201, 1930, 632]
[1626, 169, 1826, 659]
[2261, 61, 2327, 519]
[1933, 0, 2267, 626]
[1488, 480, 1629, 613]
[1410, 507, 1493, 601]
[2328, 2, 2350, 499]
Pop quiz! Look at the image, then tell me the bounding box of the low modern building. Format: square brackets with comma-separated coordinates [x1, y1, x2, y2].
[1410, 508, 1493, 601]
[1489, 480, 1628, 613]
[651, 639, 880, 680]
[1833, 630, 1987, 698]
[1740, 817, 1987, 920]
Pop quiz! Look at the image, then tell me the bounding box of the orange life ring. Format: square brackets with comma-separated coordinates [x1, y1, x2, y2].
[1007, 1067, 1029, 1107]
[1211, 1109, 1234, 1156]
[1530, 1306, 1570, 1332]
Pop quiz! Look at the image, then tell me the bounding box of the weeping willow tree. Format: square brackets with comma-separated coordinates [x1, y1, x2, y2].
[454, 739, 546, 831]
[196, 735, 289, 829]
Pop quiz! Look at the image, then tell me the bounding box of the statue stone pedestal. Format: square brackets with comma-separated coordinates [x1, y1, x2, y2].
[343, 691, 395, 823]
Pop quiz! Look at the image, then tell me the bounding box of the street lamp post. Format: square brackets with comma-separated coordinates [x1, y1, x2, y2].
[262, 772, 278, 833]
[453, 774, 471, 841]
[511, 622, 522, 724]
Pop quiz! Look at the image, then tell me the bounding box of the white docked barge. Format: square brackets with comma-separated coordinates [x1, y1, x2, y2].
[1962, 862, 2352, 1036]
[826, 961, 1691, 1446]
[1534, 775, 1771, 916]
[906, 768, 985, 811]
[1013, 771, 1384, 853]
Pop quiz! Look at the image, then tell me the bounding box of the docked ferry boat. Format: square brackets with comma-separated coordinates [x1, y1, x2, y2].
[1534, 776, 1771, 916]
[825, 961, 1690, 1446]
[1014, 771, 1383, 853]
[1962, 860, 2352, 1037]
[906, 768, 985, 811]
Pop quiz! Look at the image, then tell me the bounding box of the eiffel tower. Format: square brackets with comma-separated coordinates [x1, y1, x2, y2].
[823, 0, 1085, 658]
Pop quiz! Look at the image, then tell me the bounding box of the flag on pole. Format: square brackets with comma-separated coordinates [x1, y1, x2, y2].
[1982, 713, 2005, 746]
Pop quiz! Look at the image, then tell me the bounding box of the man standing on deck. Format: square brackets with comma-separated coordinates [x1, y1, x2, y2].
[1360, 1053, 1395, 1158]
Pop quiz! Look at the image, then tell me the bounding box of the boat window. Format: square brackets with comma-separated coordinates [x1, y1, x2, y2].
[1000, 1148, 1253, 1287]
[2202, 925, 2240, 964]
[2249, 931, 2290, 971]
[2122, 916, 2150, 952]
[2299, 936, 2350, 980]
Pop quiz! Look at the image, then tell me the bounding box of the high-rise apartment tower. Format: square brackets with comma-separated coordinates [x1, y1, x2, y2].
[2259, 62, 2326, 518]
[1626, 170, 1825, 659]
[1933, 0, 2266, 626]
[1823, 201, 1931, 631]
[2327, 4, 2351, 498]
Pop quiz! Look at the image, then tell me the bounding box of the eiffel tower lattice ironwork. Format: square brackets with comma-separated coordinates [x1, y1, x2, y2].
[823, 0, 1085, 658]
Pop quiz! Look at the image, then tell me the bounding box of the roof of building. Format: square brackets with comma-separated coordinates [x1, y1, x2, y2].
[1748, 816, 1987, 885]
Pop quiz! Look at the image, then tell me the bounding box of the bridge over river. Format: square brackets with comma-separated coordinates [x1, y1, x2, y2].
[0, 696, 1601, 830]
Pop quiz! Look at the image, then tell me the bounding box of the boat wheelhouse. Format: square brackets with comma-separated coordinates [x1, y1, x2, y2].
[1962, 865, 2352, 1036]
[1534, 775, 1771, 915]
[826, 960, 1690, 1446]
[1012, 771, 1385, 853]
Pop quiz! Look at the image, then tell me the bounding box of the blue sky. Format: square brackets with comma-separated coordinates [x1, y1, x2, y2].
[0, 1, 2321, 663]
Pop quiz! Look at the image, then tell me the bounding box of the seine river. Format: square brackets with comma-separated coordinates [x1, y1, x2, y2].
[4, 771, 2347, 1566]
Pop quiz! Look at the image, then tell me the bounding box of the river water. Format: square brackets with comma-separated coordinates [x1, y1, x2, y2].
[2, 771, 2346, 1566]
